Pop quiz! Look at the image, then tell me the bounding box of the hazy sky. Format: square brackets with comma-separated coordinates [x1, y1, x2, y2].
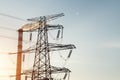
[0, 0, 120, 80]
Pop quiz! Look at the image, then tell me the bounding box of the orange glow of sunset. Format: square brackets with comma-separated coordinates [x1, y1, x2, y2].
[0, 54, 15, 80]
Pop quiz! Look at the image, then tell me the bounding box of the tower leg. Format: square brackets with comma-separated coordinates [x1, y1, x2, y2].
[16, 29, 23, 80]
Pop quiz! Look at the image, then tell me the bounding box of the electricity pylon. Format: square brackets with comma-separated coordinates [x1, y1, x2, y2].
[28, 13, 76, 80]
[15, 13, 76, 80]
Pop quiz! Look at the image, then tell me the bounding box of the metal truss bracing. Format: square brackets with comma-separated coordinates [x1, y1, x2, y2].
[31, 24, 76, 80]
[9, 43, 76, 54]
[22, 66, 71, 78]
[46, 24, 63, 30]
[48, 43, 76, 51]
[50, 66, 71, 74]
[32, 24, 52, 80]
[27, 13, 64, 22]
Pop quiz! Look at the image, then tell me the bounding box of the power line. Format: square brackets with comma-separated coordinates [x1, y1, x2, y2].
[0, 13, 26, 22]
[0, 34, 17, 40]
[0, 26, 17, 31]
[0, 34, 30, 44]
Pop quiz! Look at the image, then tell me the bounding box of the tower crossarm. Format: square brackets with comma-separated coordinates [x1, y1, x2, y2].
[22, 66, 71, 75]
[9, 43, 75, 54]
[20, 24, 64, 32]
[20, 13, 64, 32]
[46, 24, 63, 30]
[20, 22, 40, 32]
[49, 43, 76, 51]
[50, 66, 71, 74]
[27, 13, 64, 22]
[8, 48, 35, 54]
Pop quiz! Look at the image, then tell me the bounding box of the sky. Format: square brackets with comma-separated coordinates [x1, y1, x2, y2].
[0, 0, 120, 80]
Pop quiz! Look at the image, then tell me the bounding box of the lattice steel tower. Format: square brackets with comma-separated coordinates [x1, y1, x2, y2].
[32, 16, 51, 80]
[23, 13, 76, 80]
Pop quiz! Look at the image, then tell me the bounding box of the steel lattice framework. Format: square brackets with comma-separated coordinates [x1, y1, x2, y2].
[32, 17, 52, 80]
[22, 13, 76, 80]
